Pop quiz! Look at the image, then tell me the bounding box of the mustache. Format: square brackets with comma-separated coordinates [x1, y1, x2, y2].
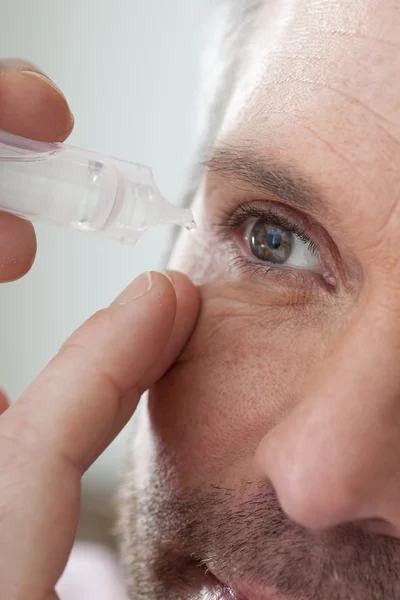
[128, 479, 400, 600]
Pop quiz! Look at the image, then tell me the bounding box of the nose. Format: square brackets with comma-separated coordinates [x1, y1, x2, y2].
[256, 300, 400, 537]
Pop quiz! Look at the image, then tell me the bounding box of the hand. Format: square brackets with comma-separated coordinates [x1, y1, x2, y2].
[0, 270, 200, 600]
[0, 58, 74, 282]
[0, 59, 201, 599]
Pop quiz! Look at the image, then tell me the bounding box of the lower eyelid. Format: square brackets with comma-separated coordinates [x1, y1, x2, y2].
[226, 234, 336, 289]
[228, 254, 324, 292]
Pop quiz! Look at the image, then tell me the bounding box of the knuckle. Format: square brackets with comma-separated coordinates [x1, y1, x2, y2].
[58, 308, 115, 357]
[85, 307, 115, 331]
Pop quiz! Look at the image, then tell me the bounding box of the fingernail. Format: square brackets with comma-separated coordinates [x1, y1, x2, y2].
[115, 271, 153, 305]
[162, 270, 175, 285]
[20, 70, 66, 99]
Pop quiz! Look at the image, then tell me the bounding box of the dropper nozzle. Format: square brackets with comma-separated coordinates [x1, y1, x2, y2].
[0, 129, 196, 246]
[149, 196, 195, 230]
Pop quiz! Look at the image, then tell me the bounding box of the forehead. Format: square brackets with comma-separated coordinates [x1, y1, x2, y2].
[224, 0, 400, 132]
[217, 0, 400, 237]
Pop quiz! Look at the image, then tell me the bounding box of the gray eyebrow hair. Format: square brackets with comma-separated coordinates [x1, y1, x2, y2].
[203, 146, 324, 217]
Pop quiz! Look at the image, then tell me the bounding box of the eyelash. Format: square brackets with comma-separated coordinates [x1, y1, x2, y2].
[214, 203, 333, 287]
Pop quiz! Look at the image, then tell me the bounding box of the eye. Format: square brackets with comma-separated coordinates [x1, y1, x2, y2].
[213, 202, 337, 287]
[244, 217, 321, 271]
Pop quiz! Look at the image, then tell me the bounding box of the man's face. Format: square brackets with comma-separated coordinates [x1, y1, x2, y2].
[119, 1, 400, 598]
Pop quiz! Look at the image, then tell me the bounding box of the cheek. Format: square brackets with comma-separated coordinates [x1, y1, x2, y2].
[146, 284, 328, 487]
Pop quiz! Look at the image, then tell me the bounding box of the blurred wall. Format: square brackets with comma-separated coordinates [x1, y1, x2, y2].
[0, 0, 204, 507]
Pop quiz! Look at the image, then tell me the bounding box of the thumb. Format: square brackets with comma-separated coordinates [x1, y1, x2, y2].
[0, 58, 74, 282]
[0, 58, 74, 142]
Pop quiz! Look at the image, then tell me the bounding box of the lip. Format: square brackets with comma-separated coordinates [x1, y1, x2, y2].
[207, 571, 294, 600]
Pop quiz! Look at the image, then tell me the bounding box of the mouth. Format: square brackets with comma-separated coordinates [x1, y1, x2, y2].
[204, 569, 294, 600]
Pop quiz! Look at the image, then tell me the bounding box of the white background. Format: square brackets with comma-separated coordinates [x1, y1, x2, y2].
[0, 0, 204, 499]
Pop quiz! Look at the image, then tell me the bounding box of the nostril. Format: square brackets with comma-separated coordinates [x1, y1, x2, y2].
[255, 405, 400, 534]
[355, 517, 399, 538]
[256, 439, 365, 531]
[274, 483, 341, 531]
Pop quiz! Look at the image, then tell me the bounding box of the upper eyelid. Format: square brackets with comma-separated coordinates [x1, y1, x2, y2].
[212, 196, 317, 229]
[211, 198, 333, 256]
[212, 202, 316, 242]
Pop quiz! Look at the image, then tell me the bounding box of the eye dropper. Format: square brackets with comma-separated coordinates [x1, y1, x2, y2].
[0, 130, 195, 245]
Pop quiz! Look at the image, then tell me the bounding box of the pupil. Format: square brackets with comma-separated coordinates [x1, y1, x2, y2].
[249, 220, 293, 264]
[267, 230, 282, 249]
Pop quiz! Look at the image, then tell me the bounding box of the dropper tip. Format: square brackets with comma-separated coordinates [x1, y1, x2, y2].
[156, 197, 196, 231]
[185, 219, 196, 231]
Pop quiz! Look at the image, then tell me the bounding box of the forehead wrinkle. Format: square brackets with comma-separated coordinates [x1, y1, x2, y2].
[276, 67, 400, 137]
[331, 28, 400, 51]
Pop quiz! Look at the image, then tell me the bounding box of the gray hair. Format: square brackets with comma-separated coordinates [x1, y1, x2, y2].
[181, 0, 263, 208]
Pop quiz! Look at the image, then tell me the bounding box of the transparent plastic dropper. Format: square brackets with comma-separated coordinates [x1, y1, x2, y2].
[0, 130, 195, 245]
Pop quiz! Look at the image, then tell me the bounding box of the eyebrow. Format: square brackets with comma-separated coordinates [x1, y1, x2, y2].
[203, 146, 327, 219]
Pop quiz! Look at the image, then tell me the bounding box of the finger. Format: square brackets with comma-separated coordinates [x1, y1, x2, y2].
[0, 271, 199, 599]
[0, 58, 74, 142]
[0, 212, 36, 282]
[87, 271, 200, 466]
[141, 270, 200, 387]
[0, 59, 74, 280]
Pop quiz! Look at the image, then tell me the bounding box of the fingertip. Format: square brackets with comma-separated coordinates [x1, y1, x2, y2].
[113, 271, 177, 307]
[0, 213, 37, 282]
[0, 68, 74, 142]
[0, 389, 9, 415]
[149, 271, 181, 315]
[140, 271, 200, 387]
[162, 270, 200, 316]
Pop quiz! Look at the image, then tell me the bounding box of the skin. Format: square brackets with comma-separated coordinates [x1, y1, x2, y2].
[118, 1, 400, 599]
[0, 59, 199, 599]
